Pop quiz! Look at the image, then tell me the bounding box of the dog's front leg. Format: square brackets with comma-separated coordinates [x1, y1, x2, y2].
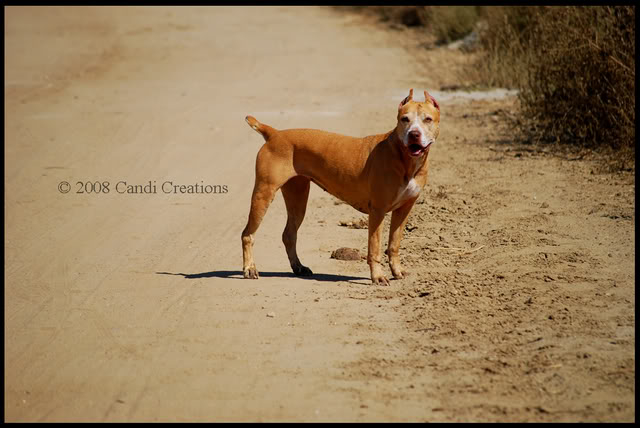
[367, 209, 389, 286]
[388, 198, 417, 279]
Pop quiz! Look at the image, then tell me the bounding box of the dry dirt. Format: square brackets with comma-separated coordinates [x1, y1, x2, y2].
[4, 6, 635, 422]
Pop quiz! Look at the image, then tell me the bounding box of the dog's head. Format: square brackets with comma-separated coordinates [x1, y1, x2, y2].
[396, 88, 440, 157]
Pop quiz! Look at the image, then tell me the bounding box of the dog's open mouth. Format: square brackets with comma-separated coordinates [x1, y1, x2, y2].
[408, 143, 425, 157]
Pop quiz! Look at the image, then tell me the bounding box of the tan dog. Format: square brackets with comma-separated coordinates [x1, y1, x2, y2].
[242, 89, 440, 285]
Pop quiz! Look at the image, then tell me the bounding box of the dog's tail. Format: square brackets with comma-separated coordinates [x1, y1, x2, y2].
[245, 115, 275, 140]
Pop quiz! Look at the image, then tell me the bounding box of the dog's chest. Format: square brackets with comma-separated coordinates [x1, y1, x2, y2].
[391, 178, 420, 210]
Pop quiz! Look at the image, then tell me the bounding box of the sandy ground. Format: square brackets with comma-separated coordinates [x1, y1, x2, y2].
[4, 6, 635, 422]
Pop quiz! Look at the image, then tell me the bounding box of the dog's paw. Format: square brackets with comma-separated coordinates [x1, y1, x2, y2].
[293, 265, 313, 277]
[243, 266, 259, 279]
[392, 270, 404, 280]
[372, 275, 390, 286]
[391, 269, 410, 280]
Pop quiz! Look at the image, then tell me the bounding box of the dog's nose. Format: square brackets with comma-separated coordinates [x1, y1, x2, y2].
[408, 130, 421, 140]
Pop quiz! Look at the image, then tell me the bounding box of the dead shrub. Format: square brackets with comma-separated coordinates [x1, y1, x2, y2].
[334, 6, 479, 43]
[426, 6, 481, 44]
[335, 6, 428, 26]
[476, 6, 635, 167]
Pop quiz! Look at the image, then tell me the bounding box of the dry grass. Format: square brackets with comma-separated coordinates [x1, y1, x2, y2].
[476, 6, 635, 169]
[427, 6, 481, 44]
[334, 6, 479, 43]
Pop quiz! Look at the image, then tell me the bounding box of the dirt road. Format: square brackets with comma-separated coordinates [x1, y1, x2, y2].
[4, 6, 634, 422]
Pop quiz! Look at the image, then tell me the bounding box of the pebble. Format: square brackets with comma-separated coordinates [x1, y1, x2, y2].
[331, 247, 361, 261]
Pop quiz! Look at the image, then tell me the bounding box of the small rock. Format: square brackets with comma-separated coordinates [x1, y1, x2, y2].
[331, 247, 361, 261]
[339, 218, 368, 229]
[447, 39, 464, 50]
[540, 202, 549, 208]
[266, 312, 276, 318]
[461, 33, 479, 51]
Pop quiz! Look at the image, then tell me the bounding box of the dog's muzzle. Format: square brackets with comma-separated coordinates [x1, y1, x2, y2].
[407, 131, 431, 157]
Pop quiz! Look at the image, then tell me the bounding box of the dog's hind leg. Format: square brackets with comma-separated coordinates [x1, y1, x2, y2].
[281, 175, 313, 276]
[241, 147, 294, 279]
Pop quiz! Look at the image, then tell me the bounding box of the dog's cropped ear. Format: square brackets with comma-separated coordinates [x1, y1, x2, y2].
[424, 90, 439, 111]
[398, 88, 414, 109]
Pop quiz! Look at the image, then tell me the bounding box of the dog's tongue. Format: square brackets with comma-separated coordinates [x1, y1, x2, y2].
[409, 144, 423, 156]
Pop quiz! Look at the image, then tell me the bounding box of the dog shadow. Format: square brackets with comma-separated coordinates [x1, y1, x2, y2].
[155, 270, 369, 284]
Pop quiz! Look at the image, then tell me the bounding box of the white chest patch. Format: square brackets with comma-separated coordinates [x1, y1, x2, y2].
[392, 178, 420, 209]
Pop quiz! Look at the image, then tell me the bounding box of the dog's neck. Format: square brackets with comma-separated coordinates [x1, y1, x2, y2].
[387, 128, 429, 182]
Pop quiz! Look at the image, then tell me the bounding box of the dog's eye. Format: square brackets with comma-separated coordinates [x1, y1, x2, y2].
[401, 116, 410, 123]
[423, 116, 433, 123]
